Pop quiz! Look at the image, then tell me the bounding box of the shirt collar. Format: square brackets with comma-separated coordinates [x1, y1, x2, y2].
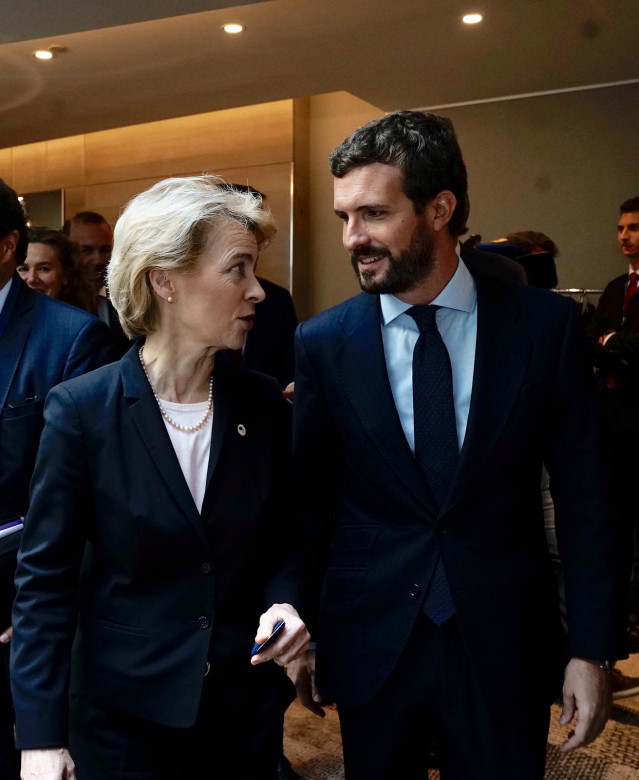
[0, 276, 13, 317]
[380, 255, 476, 326]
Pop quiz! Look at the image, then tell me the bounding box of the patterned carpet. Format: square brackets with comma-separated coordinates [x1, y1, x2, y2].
[283, 656, 639, 779]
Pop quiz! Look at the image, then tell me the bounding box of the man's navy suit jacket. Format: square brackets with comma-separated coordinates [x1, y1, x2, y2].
[243, 278, 297, 388]
[293, 265, 626, 715]
[0, 276, 113, 623]
[587, 272, 639, 431]
[11, 348, 302, 747]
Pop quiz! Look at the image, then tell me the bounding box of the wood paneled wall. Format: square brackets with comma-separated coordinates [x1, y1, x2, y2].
[0, 100, 305, 303]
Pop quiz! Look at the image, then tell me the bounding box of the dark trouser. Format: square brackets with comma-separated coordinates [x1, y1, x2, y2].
[599, 395, 639, 617]
[338, 615, 550, 780]
[0, 542, 19, 780]
[0, 643, 20, 780]
[69, 669, 293, 780]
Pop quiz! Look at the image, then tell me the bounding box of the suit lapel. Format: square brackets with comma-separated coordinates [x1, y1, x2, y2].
[0, 278, 34, 410]
[121, 348, 207, 544]
[443, 274, 531, 513]
[336, 294, 438, 519]
[205, 363, 231, 486]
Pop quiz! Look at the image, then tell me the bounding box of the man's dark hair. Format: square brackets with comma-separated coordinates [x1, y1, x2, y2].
[620, 196, 639, 214]
[0, 179, 28, 262]
[329, 110, 469, 238]
[505, 230, 559, 258]
[62, 210, 111, 235]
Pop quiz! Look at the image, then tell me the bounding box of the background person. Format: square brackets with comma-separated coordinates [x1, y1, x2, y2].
[11, 175, 309, 780]
[17, 228, 97, 314]
[218, 184, 298, 391]
[64, 210, 113, 290]
[587, 196, 639, 697]
[0, 180, 113, 780]
[63, 211, 130, 355]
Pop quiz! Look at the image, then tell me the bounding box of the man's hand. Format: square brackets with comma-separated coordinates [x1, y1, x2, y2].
[0, 626, 12, 644]
[559, 657, 612, 754]
[250, 603, 310, 667]
[286, 649, 332, 718]
[21, 747, 76, 779]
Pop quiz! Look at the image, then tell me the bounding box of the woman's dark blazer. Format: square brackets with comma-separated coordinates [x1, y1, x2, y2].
[10, 345, 302, 749]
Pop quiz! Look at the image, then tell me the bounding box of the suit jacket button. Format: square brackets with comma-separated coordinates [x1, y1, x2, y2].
[199, 562, 212, 575]
[198, 616, 211, 630]
[409, 584, 422, 598]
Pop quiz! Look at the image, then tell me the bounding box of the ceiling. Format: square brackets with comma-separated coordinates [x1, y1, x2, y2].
[1, 0, 637, 148]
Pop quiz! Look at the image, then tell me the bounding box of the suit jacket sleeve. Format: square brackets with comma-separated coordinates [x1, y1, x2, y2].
[545, 301, 627, 660]
[586, 279, 639, 378]
[260, 389, 308, 614]
[292, 323, 339, 634]
[11, 385, 92, 748]
[63, 316, 115, 379]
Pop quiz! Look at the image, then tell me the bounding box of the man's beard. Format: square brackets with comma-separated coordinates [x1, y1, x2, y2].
[350, 220, 435, 295]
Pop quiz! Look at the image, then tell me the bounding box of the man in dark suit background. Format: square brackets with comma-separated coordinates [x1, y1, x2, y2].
[587, 196, 639, 689]
[288, 111, 626, 778]
[243, 277, 297, 390]
[0, 180, 113, 778]
[63, 211, 131, 357]
[216, 185, 298, 392]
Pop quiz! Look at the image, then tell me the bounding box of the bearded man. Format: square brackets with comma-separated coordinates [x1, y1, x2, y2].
[288, 110, 626, 780]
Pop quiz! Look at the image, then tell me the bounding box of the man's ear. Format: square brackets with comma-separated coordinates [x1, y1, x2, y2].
[147, 268, 176, 303]
[0, 230, 19, 267]
[430, 191, 457, 233]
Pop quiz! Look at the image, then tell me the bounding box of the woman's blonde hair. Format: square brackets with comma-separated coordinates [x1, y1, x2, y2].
[107, 174, 276, 338]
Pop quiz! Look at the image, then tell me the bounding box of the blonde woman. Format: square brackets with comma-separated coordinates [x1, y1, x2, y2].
[11, 175, 309, 780]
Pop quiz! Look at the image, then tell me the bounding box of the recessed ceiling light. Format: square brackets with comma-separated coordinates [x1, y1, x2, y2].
[33, 45, 68, 60]
[223, 23, 244, 34]
[462, 13, 483, 24]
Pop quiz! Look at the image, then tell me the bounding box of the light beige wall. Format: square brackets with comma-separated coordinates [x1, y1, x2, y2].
[444, 82, 639, 292]
[307, 92, 383, 317]
[0, 100, 297, 293]
[4, 85, 634, 317]
[305, 84, 639, 316]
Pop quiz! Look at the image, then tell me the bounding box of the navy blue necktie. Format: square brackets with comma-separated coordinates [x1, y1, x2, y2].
[407, 305, 457, 625]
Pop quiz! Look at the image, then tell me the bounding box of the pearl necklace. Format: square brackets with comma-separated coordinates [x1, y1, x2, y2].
[139, 347, 213, 433]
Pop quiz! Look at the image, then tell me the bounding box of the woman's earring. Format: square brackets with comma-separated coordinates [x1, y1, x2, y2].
[167, 296, 174, 304]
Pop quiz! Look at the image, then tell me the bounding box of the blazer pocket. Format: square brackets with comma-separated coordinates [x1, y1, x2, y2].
[321, 567, 366, 601]
[2, 397, 44, 420]
[333, 525, 379, 553]
[91, 616, 148, 637]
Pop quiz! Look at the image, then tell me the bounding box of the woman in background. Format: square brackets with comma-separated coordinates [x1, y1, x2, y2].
[17, 228, 97, 314]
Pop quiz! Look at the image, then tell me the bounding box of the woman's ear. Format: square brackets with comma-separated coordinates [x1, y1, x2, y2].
[148, 268, 175, 304]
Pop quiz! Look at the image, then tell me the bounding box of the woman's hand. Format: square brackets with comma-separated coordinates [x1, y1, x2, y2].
[21, 748, 76, 779]
[250, 603, 310, 667]
[0, 626, 12, 644]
